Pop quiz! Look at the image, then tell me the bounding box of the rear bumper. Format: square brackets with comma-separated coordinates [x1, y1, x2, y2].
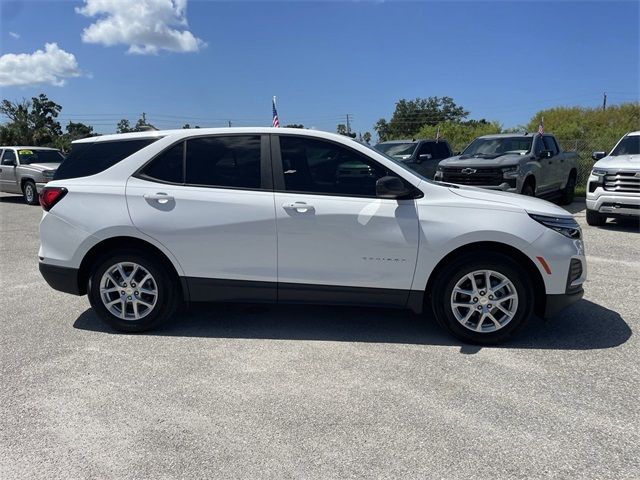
[39, 262, 81, 295]
[544, 287, 584, 318]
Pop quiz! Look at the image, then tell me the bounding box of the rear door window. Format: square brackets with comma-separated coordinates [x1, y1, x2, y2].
[543, 136, 559, 156]
[54, 138, 159, 180]
[185, 136, 261, 189]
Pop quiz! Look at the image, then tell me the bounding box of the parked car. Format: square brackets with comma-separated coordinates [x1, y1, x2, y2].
[38, 128, 585, 344]
[434, 133, 578, 204]
[586, 131, 640, 226]
[375, 139, 453, 179]
[0, 146, 64, 204]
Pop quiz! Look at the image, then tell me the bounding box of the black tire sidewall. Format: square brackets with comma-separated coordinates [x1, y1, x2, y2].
[23, 182, 38, 205]
[586, 209, 605, 226]
[88, 250, 178, 332]
[432, 253, 534, 344]
[522, 183, 535, 197]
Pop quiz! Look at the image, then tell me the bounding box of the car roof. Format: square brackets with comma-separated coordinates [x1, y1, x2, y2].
[71, 127, 368, 145]
[625, 131, 640, 136]
[0, 146, 60, 150]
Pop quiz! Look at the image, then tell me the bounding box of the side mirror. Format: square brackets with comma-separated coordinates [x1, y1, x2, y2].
[376, 176, 414, 199]
[2, 159, 16, 166]
[539, 150, 552, 159]
[592, 151, 606, 161]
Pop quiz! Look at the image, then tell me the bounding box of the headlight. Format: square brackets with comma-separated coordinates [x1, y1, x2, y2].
[502, 166, 519, 178]
[529, 213, 581, 239]
[591, 168, 607, 176]
[42, 170, 56, 180]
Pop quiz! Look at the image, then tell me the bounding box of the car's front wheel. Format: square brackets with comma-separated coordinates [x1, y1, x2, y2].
[431, 252, 534, 344]
[88, 250, 180, 332]
[23, 181, 39, 205]
[586, 209, 606, 226]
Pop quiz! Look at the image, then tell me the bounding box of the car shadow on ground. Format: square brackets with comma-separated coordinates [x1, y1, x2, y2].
[0, 195, 27, 204]
[562, 199, 586, 215]
[73, 299, 631, 353]
[597, 218, 640, 233]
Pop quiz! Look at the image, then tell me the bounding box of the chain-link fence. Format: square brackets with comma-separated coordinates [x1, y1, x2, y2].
[558, 138, 613, 191]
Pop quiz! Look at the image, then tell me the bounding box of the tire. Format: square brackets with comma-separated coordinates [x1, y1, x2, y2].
[521, 182, 535, 197]
[559, 172, 576, 205]
[431, 252, 534, 345]
[88, 249, 180, 332]
[23, 181, 38, 205]
[586, 209, 606, 226]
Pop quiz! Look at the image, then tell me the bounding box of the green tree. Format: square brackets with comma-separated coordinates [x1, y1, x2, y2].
[374, 97, 469, 141]
[415, 120, 502, 152]
[0, 94, 62, 146]
[362, 132, 372, 144]
[66, 121, 94, 141]
[116, 119, 132, 133]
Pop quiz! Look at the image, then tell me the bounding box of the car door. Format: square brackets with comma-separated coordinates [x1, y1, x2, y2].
[533, 136, 554, 193]
[272, 134, 420, 307]
[0, 149, 20, 193]
[126, 134, 278, 302]
[543, 135, 563, 189]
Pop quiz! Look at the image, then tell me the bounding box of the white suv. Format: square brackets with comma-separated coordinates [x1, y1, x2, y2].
[586, 131, 640, 226]
[39, 128, 586, 344]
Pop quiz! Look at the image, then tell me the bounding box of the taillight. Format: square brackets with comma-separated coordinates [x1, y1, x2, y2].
[39, 186, 68, 211]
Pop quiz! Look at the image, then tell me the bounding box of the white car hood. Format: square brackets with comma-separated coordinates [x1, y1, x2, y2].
[449, 185, 571, 217]
[593, 154, 640, 171]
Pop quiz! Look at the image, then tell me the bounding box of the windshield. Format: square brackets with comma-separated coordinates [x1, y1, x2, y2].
[462, 137, 533, 158]
[375, 142, 417, 159]
[611, 135, 640, 156]
[17, 149, 64, 165]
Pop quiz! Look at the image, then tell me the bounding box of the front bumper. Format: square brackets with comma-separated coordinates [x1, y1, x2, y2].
[39, 262, 81, 295]
[586, 183, 640, 217]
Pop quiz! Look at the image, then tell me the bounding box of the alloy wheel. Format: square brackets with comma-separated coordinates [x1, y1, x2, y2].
[450, 269, 518, 333]
[99, 262, 158, 320]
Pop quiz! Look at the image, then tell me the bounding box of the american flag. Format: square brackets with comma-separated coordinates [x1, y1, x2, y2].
[272, 96, 280, 128]
[538, 117, 544, 135]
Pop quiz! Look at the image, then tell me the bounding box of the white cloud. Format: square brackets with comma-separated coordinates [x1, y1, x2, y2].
[0, 43, 82, 87]
[76, 0, 205, 55]
[9, 32, 20, 39]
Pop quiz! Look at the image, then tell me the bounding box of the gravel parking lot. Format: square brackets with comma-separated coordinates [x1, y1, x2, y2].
[1, 192, 638, 479]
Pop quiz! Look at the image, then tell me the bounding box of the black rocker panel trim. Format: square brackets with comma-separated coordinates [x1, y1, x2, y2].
[183, 277, 421, 310]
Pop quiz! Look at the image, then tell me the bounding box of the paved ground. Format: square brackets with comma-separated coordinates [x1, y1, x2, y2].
[0, 192, 638, 479]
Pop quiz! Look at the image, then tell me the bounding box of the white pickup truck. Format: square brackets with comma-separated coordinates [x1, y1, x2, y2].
[586, 131, 640, 226]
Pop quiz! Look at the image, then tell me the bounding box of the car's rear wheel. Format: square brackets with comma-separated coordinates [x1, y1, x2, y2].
[23, 181, 38, 205]
[88, 250, 179, 332]
[559, 172, 576, 205]
[431, 252, 534, 344]
[586, 209, 606, 226]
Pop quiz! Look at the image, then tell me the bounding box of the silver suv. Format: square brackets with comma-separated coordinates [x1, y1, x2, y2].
[0, 147, 64, 204]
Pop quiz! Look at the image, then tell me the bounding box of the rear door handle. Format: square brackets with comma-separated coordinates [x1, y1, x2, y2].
[283, 201, 314, 213]
[143, 193, 173, 204]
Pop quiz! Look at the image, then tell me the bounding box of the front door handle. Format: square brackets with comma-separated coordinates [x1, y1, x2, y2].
[143, 193, 174, 204]
[283, 201, 314, 213]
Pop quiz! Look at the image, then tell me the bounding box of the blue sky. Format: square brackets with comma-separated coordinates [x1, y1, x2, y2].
[1, 0, 638, 136]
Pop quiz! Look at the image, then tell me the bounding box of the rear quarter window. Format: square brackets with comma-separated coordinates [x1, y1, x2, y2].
[54, 138, 159, 180]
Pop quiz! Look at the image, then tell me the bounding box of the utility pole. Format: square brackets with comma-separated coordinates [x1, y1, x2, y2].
[346, 114, 352, 135]
[228, 120, 232, 127]
[602, 92, 607, 111]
